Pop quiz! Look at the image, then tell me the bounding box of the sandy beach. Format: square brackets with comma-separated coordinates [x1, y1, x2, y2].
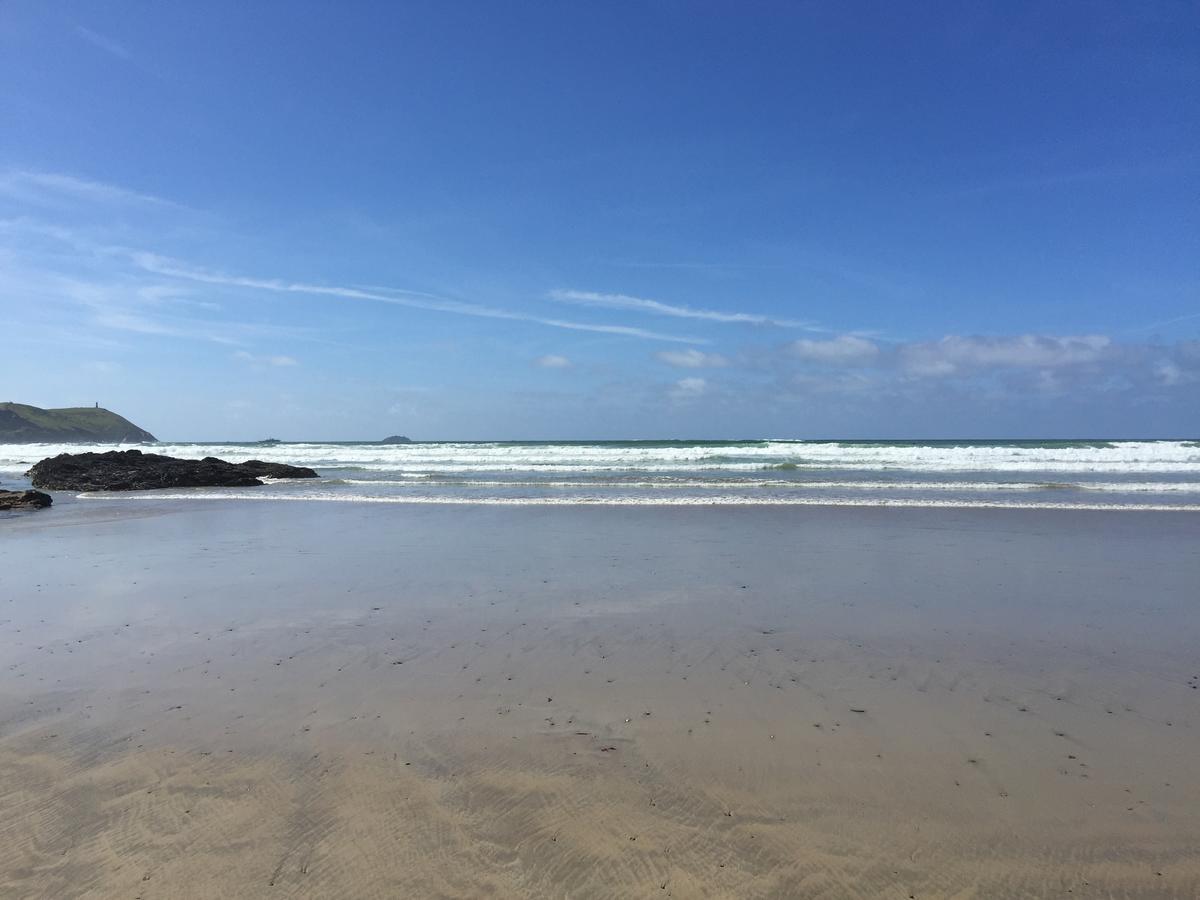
[2, 499, 1199, 898]
[5, 0, 1197, 894]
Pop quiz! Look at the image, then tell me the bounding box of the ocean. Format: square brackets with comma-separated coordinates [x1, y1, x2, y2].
[4, 439, 1200, 511]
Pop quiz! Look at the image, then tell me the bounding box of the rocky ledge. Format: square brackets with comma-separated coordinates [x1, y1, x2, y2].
[27, 449, 319, 492]
[0, 489, 53, 511]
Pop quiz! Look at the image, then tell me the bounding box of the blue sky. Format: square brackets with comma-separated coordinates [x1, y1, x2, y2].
[1, 1, 1197, 439]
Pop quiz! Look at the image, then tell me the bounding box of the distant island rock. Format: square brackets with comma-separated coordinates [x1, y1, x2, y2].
[0, 489, 52, 511]
[0, 402, 156, 443]
[378, 435, 413, 444]
[27, 449, 319, 492]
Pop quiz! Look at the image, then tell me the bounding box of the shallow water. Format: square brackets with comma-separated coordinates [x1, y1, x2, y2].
[2, 499, 1198, 897]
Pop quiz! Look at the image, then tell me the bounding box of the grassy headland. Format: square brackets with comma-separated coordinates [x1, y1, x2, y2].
[0, 402, 156, 443]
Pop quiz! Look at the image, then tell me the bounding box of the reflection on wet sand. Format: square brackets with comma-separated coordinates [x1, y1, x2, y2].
[2, 501, 1198, 897]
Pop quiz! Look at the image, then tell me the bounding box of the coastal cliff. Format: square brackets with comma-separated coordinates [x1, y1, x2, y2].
[0, 402, 156, 443]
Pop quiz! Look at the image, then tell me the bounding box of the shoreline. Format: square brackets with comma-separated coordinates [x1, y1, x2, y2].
[63, 490, 1200, 511]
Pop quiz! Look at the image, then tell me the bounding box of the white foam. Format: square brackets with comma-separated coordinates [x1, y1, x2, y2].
[8, 441, 1199, 514]
[75, 490, 1199, 512]
[6, 438, 1200, 477]
[337, 478, 1200, 493]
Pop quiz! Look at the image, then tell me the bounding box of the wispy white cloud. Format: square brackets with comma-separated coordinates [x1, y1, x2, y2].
[604, 260, 770, 271]
[754, 329, 1200, 407]
[669, 376, 708, 401]
[0, 170, 181, 210]
[234, 350, 299, 367]
[1129, 310, 1200, 333]
[1154, 360, 1196, 387]
[900, 334, 1110, 377]
[0, 218, 709, 345]
[765, 329, 1200, 412]
[87, 308, 235, 344]
[550, 289, 809, 328]
[784, 331, 1115, 377]
[791, 335, 879, 365]
[535, 354, 571, 368]
[74, 25, 132, 61]
[130, 253, 707, 344]
[655, 349, 729, 368]
[109, 306, 267, 344]
[0, 258, 314, 348]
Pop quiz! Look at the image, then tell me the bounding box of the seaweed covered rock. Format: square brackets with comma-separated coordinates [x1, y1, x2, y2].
[0, 489, 52, 510]
[27, 449, 318, 491]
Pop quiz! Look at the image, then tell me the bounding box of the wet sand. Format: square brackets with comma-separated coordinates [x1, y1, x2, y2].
[2, 499, 1199, 898]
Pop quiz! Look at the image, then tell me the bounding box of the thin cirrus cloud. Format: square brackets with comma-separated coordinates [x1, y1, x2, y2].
[549, 289, 810, 328]
[0, 262, 312, 348]
[655, 349, 730, 368]
[536, 354, 571, 368]
[74, 25, 133, 61]
[129, 253, 708, 345]
[0, 169, 181, 210]
[1, 212, 708, 345]
[234, 350, 299, 367]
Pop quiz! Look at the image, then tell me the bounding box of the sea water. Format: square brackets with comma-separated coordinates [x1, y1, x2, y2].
[3, 439, 1199, 511]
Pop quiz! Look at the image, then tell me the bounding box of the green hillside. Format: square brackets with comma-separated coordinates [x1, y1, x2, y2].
[0, 403, 157, 443]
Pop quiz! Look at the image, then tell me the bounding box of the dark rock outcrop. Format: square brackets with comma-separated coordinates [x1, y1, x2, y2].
[0, 489, 53, 511]
[379, 435, 412, 444]
[26, 450, 319, 492]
